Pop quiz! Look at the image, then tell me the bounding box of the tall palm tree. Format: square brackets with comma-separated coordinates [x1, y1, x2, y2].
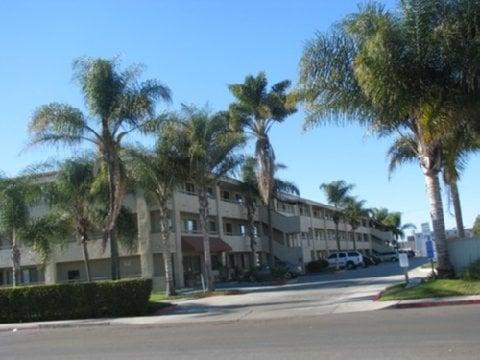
[387, 131, 477, 239]
[229, 72, 297, 267]
[320, 180, 354, 251]
[123, 137, 188, 296]
[299, 1, 470, 276]
[164, 107, 244, 291]
[240, 158, 299, 268]
[28, 58, 171, 279]
[342, 197, 368, 251]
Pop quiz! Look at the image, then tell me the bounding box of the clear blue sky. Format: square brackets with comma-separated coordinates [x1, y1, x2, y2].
[0, 0, 478, 232]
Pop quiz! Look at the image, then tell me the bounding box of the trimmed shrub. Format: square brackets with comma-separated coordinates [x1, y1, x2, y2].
[462, 260, 480, 280]
[306, 259, 329, 273]
[0, 278, 152, 323]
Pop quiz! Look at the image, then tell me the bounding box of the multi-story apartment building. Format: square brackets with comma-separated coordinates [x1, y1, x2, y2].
[0, 176, 394, 290]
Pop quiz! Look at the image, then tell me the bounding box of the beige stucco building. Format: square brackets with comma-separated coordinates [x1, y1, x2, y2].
[0, 177, 394, 290]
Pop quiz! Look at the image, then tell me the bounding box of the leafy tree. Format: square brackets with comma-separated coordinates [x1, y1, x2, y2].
[320, 180, 354, 251]
[164, 107, 244, 291]
[299, 1, 469, 276]
[28, 58, 171, 279]
[124, 136, 188, 296]
[229, 72, 297, 266]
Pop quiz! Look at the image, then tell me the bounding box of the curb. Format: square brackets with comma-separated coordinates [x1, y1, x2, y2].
[0, 321, 111, 333]
[393, 298, 480, 309]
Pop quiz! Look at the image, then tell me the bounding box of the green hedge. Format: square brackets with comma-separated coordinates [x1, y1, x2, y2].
[0, 278, 152, 323]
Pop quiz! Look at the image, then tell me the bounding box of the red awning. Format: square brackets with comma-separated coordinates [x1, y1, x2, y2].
[181, 236, 232, 253]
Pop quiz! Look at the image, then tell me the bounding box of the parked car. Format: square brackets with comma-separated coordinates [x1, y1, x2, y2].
[399, 249, 416, 258]
[327, 251, 364, 269]
[376, 251, 398, 262]
[244, 260, 302, 282]
[275, 260, 303, 278]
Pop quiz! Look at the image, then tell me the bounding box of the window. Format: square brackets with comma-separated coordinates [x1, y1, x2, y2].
[207, 187, 214, 197]
[67, 270, 80, 281]
[348, 252, 359, 257]
[209, 221, 217, 233]
[229, 254, 235, 267]
[328, 254, 337, 259]
[185, 182, 195, 193]
[225, 223, 233, 235]
[22, 268, 38, 284]
[235, 194, 243, 204]
[0, 270, 3, 286]
[239, 225, 246, 236]
[222, 191, 230, 200]
[183, 219, 197, 233]
[338, 253, 346, 258]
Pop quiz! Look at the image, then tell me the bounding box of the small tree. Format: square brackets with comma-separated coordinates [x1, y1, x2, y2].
[342, 197, 367, 251]
[472, 216, 480, 237]
[0, 174, 67, 286]
[164, 107, 244, 291]
[320, 181, 354, 251]
[240, 158, 299, 268]
[124, 137, 188, 296]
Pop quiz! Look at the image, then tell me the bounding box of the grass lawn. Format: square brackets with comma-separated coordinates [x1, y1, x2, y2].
[380, 279, 480, 301]
[150, 289, 241, 303]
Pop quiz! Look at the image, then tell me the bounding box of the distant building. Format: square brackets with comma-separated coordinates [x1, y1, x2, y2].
[414, 222, 436, 257]
[445, 228, 474, 239]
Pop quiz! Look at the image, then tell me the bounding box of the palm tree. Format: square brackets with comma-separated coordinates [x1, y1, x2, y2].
[383, 212, 416, 249]
[164, 107, 244, 291]
[43, 158, 101, 282]
[123, 137, 188, 296]
[342, 197, 368, 251]
[28, 58, 171, 279]
[320, 181, 354, 252]
[299, 1, 467, 276]
[0, 174, 67, 286]
[229, 72, 297, 267]
[240, 158, 300, 268]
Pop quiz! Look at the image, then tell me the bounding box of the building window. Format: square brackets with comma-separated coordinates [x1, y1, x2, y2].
[67, 270, 80, 281]
[183, 219, 198, 233]
[222, 191, 230, 200]
[225, 223, 233, 235]
[235, 194, 243, 204]
[185, 182, 195, 193]
[239, 225, 246, 236]
[0, 270, 3, 286]
[151, 210, 172, 233]
[207, 187, 214, 197]
[209, 221, 217, 233]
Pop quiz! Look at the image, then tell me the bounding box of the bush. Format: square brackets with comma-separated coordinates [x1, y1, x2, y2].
[306, 259, 329, 273]
[0, 278, 152, 323]
[270, 266, 289, 280]
[463, 260, 480, 280]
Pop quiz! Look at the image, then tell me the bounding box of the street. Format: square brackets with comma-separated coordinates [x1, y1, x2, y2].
[2, 305, 479, 359]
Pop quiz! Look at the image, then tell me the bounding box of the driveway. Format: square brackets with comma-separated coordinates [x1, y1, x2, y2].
[113, 257, 429, 326]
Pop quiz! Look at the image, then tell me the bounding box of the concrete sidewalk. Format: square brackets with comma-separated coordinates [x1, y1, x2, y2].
[0, 272, 421, 332]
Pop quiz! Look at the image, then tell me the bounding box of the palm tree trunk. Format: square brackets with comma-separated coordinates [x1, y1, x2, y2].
[449, 180, 465, 239]
[334, 221, 341, 251]
[424, 172, 452, 276]
[81, 236, 92, 283]
[159, 204, 175, 296]
[11, 229, 20, 287]
[352, 229, 357, 250]
[246, 198, 257, 269]
[267, 200, 275, 268]
[198, 187, 213, 291]
[106, 158, 121, 280]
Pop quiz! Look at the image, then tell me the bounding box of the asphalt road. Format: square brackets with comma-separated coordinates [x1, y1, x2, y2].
[2, 305, 479, 359]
